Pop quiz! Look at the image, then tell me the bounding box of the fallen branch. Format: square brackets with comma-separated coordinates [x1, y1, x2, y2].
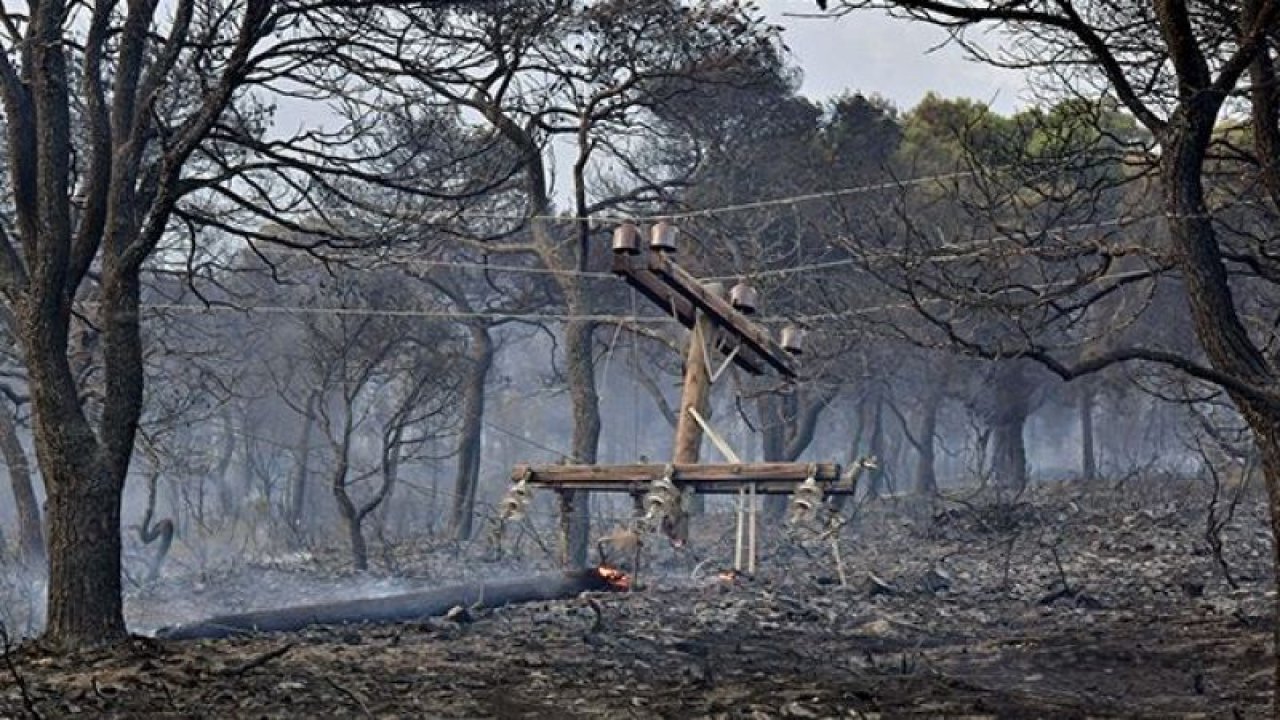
[220, 643, 296, 676]
[324, 676, 372, 718]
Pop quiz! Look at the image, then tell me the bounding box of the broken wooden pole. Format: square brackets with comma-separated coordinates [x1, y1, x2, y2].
[668, 312, 714, 543]
[646, 252, 798, 378]
[155, 570, 617, 641]
[511, 462, 846, 494]
[611, 254, 767, 374]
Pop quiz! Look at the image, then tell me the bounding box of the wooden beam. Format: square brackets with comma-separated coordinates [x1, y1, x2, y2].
[612, 254, 766, 375]
[612, 253, 695, 325]
[510, 462, 850, 495]
[646, 253, 799, 378]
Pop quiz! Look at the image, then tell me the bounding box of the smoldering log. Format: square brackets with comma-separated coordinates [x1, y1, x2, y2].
[155, 570, 617, 641]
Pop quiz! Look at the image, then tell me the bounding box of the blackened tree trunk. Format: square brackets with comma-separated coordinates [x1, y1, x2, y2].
[328, 401, 367, 570]
[563, 317, 597, 567]
[289, 391, 318, 541]
[866, 393, 887, 496]
[451, 324, 494, 541]
[1080, 383, 1098, 483]
[138, 470, 174, 583]
[27, 270, 143, 648]
[0, 402, 43, 566]
[914, 386, 943, 496]
[760, 393, 788, 518]
[985, 362, 1032, 492]
[761, 388, 836, 516]
[331, 452, 368, 571]
[1160, 110, 1280, 708]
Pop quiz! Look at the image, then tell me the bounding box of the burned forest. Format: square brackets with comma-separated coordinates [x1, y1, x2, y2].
[3, 0, 1280, 717]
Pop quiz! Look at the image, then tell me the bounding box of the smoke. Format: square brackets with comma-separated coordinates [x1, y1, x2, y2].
[0, 563, 46, 641]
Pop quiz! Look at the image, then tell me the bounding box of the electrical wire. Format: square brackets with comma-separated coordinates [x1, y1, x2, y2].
[186, 211, 1160, 286]
[372, 170, 978, 226]
[111, 301, 680, 324]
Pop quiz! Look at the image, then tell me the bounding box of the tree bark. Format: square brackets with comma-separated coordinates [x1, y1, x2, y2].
[329, 421, 365, 571]
[986, 362, 1031, 492]
[138, 470, 173, 583]
[24, 288, 131, 647]
[1160, 111, 1280, 716]
[760, 388, 832, 516]
[760, 393, 788, 517]
[914, 386, 943, 496]
[288, 391, 317, 541]
[450, 324, 494, 541]
[866, 394, 887, 496]
[563, 318, 597, 567]
[1080, 383, 1098, 483]
[0, 402, 43, 566]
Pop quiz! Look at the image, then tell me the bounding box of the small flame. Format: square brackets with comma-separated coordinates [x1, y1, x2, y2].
[596, 565, 631, 591]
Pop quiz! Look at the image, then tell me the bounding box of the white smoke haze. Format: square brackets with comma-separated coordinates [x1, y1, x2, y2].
[0, 343, 1210, 641]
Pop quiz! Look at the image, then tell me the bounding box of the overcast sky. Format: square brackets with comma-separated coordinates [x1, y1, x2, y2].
[759, 1, 1030, 114]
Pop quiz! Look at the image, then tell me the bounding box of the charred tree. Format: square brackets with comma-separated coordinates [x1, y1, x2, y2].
[1080, 382, 1099, 483]
[450, 324, 494, 541]
[137, 471, 173, 583]
[288, 391, 318, 543]
[760, 387, 834, 516]
[0, 402, 43, 567]
[978, 362, 1034, 493]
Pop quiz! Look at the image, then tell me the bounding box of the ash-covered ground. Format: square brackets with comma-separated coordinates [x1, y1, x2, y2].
[1, 477, 1275, 718]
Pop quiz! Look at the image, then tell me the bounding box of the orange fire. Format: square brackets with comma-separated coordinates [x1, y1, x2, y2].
[596, 565, 632, 591]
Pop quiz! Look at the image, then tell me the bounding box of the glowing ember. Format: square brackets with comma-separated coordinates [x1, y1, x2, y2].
[596, 565, 631, 591]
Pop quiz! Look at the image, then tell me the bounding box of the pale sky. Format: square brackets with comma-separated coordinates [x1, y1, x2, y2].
[760, 0, 1031, 114]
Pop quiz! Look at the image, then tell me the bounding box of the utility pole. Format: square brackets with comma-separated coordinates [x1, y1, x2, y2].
[503, 220, 852, 572]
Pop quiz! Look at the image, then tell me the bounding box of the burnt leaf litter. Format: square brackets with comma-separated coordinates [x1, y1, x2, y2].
[1, 477, 1274, 718]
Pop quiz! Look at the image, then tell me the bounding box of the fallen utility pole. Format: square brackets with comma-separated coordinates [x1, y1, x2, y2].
[512, 462, 846, 493]
[155, 570, 619, 641]
[505, 222, 847, 572]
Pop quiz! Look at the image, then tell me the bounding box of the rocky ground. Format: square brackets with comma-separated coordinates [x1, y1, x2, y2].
[1, 476, 1275, 718]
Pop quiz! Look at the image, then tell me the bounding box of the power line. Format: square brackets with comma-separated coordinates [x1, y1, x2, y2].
[118, 301, 679, 324]
[123, 212, 1161, 324]
[243, 247, 617, 280]
[320, 170, 979, 227]
[788, 267, 1162, 324]
[704, 213, 1164, 282]
[640, 172, 978, 222]
[212, 211, 1160, 285]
